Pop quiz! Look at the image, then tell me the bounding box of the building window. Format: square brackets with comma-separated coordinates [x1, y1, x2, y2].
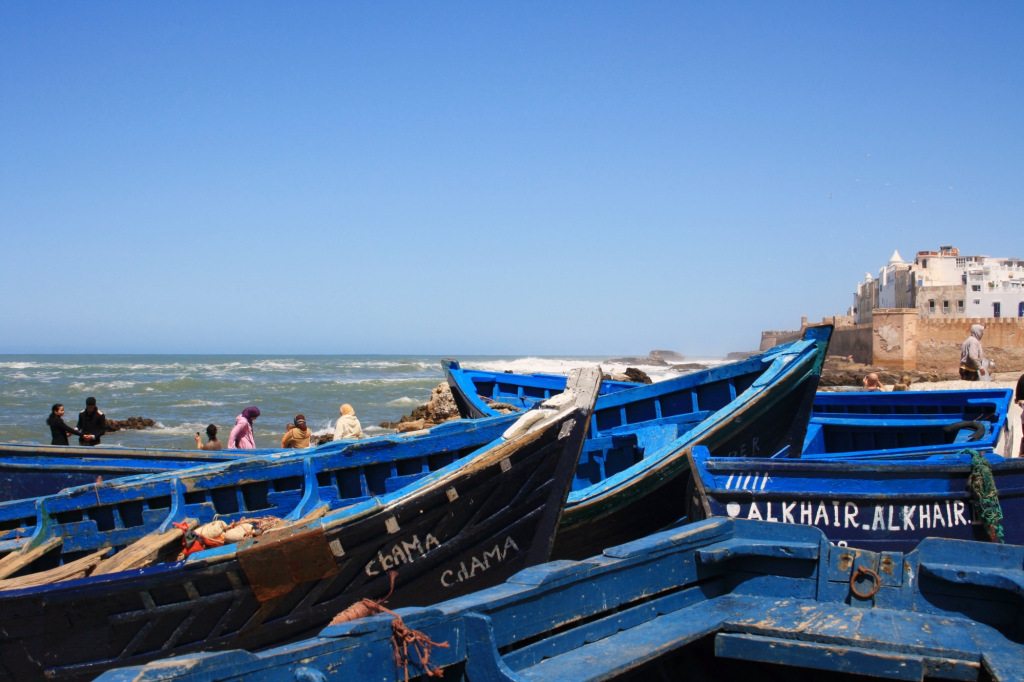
[993, 302, 1001, 318]
[928, 300, 935, 313]
[942, 300, 949, 313]
[1019, 302, 1023, 317]
[957, 300, 964, 313]
[972, 285, 981, 292]
[974, 299, 981, 305]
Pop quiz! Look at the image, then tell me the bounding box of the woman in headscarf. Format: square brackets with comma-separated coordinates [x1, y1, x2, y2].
[227, 406, 260, 449]
[47, 403, 82, 445]
[281, 414, 312, 448]
[333, 404, 363, 440]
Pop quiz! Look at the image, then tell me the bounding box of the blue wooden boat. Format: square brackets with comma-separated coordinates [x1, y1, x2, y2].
[0, 367, 602, 681]
[0, 414, 520, 554]
[446, 359, 1015, 460]
[98, 518, 1024, 681]
[526, 325, 834, 558]
[0, 442, 256, 501]
[0, 324, 831, 564]
[687, 443, 1024, 551]
[793, 388, 1015, 460]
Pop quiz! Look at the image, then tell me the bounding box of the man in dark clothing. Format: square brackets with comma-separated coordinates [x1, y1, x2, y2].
[77, 396, 106, 446]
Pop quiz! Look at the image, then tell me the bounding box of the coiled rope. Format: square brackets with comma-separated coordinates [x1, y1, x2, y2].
[967, 448, 1004, 543]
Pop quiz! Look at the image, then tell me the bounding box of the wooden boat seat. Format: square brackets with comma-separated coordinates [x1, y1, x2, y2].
[467, 586, 1015, 681]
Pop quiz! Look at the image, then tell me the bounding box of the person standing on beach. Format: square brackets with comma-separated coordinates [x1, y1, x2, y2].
[47, 403, 81, 445]
[959, 325, 986, 381]
[194, 424, 223, 451]
[333, 404, 364, 440]
[76, 396, 106, 446]
[227, 406, 260, 449]
[281, 414, 312, 448]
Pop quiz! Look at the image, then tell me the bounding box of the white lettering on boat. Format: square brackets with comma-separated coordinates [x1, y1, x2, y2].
[723, 500, 970, 534]
[364, 533, 441, 577]
[440, 536, 520, 588]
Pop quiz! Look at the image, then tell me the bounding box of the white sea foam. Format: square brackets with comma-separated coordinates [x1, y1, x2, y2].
[460, 356, 717, 383]
[69, 380, 138, 391]
[0, 362, 39, 370]
[249, 360, 308, 372]
[387, 397, 423, 407]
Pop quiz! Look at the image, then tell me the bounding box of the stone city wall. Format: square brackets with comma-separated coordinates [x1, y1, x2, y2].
[872, 309, 1023, 373]
[760, 312, 1022, 372]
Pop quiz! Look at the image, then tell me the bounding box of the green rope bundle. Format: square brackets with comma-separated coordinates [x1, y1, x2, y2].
[967, 448, 1004, 543]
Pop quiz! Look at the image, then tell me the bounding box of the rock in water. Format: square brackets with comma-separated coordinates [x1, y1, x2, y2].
[379, 383, 465, 432]
[104, 417, 157, 433]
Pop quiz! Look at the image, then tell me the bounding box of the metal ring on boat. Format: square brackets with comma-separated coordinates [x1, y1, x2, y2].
[849, 565, 880, 599]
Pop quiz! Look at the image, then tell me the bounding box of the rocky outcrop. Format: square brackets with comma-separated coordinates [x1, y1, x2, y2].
[669, 363, 708, 371]
[379, 383, 467, 433]
[605, 354, 669, 366]
[650, 350, 685, 362]
[611, 368, 653, 384]
[104, 417, 157, 433]
[818, 357, 955, 388]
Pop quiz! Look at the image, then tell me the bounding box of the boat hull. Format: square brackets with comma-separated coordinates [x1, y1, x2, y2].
[688, 445, 1024, 551]
[0, 370, 602, 681]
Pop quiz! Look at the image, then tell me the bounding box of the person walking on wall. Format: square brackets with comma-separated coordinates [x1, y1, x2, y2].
[228, 406, 260, 449]
[959, 325, 986, 381]
[47, 403, 82, 445]
[77, 396, 106, 446]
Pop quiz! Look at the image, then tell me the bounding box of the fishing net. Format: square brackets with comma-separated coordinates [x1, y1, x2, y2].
[967, 448, 1004, 543]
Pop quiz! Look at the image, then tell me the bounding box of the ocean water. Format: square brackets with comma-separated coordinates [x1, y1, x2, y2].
[0, 354, 724, 449]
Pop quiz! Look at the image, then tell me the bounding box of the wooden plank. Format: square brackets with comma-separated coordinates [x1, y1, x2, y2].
[93, 519, 198, 576]
[0, 536, 61, 580]
[0, 547, 110, 590]
[715, 632, 927, 680]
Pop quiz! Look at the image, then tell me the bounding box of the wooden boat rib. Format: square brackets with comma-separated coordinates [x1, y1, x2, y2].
[0, 366, 602, 681]
[96, 518, 1024, 681]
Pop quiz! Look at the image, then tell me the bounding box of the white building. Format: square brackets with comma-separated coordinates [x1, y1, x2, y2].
[852, 245, 1024, 323]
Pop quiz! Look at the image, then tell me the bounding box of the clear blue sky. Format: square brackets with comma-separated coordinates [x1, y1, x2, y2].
[2, 2, 1021, 356]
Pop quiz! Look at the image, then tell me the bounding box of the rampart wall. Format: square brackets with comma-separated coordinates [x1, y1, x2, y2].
[759, 312, 1022, 372]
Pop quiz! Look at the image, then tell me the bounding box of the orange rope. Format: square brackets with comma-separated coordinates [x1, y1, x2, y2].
[329, 572, 449, 681]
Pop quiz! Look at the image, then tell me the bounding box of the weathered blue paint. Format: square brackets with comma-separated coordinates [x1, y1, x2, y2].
[688, 444, 1024, 551]
[97, 519, 1024, 681]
